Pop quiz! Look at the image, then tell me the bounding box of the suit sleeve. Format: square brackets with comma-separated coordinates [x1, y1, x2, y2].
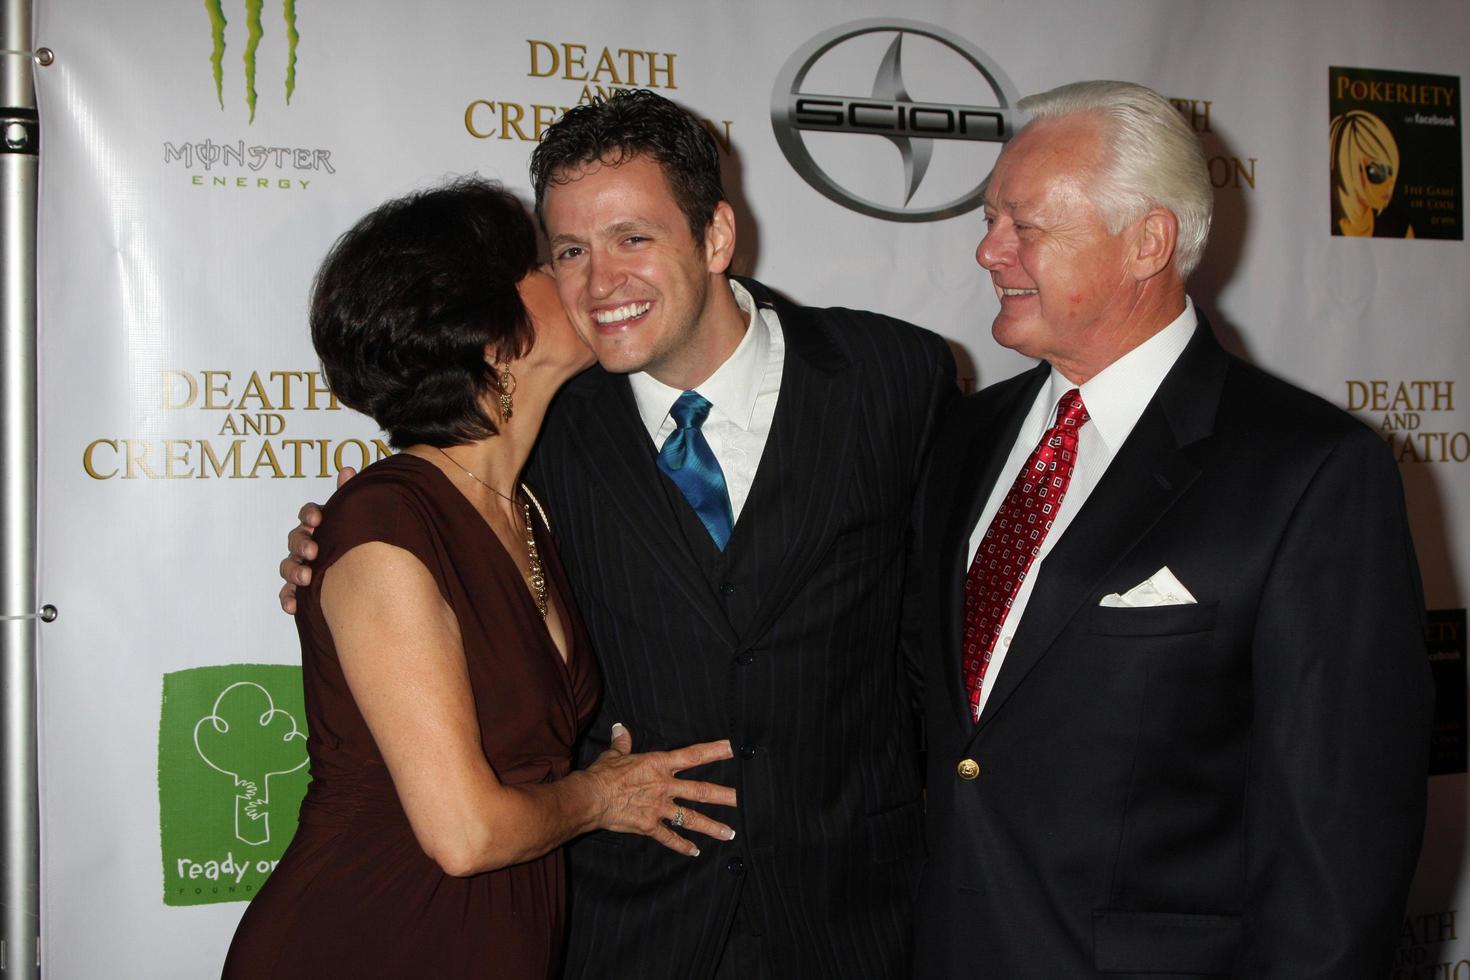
[900, 336, 958, 717]
[1244, 426, 1432, 977]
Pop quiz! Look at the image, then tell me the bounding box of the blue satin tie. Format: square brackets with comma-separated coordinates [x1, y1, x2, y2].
[657, 390, 734, 551]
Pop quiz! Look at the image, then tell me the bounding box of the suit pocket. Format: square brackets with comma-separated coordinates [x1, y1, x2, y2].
[865, 798, 924, 864]
[1088, 601, 1219, 637]
[826, 516, 905, 567]
[1093, 909, 1241, 974]
[576, 828, 626, 848]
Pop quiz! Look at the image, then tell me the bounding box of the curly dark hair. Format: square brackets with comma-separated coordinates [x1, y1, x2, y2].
[309, 177, 537, 449]
[529, 88, 724, 243]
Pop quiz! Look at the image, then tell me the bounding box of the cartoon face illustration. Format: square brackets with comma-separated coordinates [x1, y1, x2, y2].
[1330, 110, 1402, 236]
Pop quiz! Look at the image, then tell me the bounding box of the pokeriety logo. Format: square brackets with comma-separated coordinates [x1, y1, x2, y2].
[204, 0, 301, 122]
[770, 19, 1020, 222]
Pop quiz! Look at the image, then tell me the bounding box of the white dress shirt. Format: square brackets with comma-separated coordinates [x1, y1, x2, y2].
[965, 299, 1199, 715]
[628, 279, 785, 523]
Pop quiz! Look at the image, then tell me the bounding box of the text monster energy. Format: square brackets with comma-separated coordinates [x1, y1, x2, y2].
[204, 0, 300, 122]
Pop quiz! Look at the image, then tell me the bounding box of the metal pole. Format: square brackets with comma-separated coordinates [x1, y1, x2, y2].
[0, 0, 38, 971]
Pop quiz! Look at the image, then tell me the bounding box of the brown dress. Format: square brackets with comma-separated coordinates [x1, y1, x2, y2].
[224, 453, 600, 979]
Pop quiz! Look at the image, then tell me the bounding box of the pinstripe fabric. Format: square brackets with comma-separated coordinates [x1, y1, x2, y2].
[527, 278, 956, 980]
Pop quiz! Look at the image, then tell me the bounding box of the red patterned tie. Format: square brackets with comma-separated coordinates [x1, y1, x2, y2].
[962, 388, 1090, 721]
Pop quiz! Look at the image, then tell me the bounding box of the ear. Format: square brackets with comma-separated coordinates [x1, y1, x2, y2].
[1129, 207, 1178, 281]
[702, 201, 737, 275]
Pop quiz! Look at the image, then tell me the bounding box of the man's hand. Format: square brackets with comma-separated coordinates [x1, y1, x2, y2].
[278, 466, 356, 613]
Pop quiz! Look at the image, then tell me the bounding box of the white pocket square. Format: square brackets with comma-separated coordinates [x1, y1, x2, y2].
[1099, 566, 1197, 607]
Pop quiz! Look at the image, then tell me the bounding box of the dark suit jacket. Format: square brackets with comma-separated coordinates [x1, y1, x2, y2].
[528, 278, 955, 980]
[909, 317, 1432, 978]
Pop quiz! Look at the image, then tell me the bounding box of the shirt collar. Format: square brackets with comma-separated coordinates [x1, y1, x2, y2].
[1046, 297, 1198, 451]
[628, 279, 770, 440]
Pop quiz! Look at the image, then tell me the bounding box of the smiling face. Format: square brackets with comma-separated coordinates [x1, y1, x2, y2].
[542, 154, 740, 389]
[976, 115, 1152, 382]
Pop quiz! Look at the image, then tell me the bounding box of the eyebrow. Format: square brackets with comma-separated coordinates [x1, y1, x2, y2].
[549, 218, 658, 247]
[982, 197, 1033, 213]
[604, 219, 654, 237]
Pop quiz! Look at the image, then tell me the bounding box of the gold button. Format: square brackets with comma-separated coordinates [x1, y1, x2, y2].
[957, 758, 980, 780]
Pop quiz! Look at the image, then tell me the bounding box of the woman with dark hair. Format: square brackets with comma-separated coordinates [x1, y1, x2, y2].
[223, 178, 736, 979]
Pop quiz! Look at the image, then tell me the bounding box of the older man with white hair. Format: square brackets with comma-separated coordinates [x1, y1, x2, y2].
[908, 80, 1431, 977]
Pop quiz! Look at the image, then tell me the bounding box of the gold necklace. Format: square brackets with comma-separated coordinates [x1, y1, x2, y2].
[432, 446, 547, 619]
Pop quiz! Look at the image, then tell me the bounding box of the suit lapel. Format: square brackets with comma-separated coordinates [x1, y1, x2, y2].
[972, 319, 1230, 732]
[558, 369, 739, 644]
[938, 367, 1046, 729]
[727, 281, 857, 644]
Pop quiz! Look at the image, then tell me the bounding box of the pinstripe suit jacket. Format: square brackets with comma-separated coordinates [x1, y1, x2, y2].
[528, 278, 955, 980]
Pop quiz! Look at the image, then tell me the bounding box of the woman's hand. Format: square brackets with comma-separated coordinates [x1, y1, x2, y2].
[584, 724, 737, 856]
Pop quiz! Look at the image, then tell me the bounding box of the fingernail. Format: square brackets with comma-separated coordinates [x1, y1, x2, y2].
[690, 848, 701, 857]
[611, 722, 626, 736]
[725, 829, 736, 840]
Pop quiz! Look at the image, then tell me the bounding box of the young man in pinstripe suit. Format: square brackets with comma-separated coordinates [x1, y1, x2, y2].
[283, 89, 955, 979]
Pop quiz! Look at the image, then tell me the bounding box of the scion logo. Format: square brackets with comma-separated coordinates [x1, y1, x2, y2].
[204, 0, 301, 122]
[770, 19, 1019, 222]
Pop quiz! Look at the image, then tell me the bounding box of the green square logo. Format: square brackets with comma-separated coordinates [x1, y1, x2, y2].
[158, 664, 310, 906]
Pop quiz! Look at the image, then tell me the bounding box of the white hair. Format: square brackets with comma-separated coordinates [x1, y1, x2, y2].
[1018, 80, 1214, 278]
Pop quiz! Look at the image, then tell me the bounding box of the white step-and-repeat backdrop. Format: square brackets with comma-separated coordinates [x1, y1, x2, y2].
[30, 0, 1468, 975]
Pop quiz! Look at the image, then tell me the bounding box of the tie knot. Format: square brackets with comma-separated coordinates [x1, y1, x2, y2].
[1055, 388, 1090, 429]
[670, 390, 713, 430]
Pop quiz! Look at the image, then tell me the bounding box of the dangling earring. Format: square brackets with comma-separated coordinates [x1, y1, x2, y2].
[498, 366, 516, 422]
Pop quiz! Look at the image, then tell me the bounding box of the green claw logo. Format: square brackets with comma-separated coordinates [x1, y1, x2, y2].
[205, 0, 300, 122]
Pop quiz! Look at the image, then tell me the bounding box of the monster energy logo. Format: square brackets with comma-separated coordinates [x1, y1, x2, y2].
[205, 0, 300, 122]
